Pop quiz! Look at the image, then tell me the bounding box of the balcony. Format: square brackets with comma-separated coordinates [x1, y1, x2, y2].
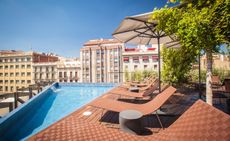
[123, 47, 157, 55]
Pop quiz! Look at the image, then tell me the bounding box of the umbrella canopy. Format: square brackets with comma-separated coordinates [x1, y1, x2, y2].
[112, 12, 177, 92]
[112, 12, 176, 45]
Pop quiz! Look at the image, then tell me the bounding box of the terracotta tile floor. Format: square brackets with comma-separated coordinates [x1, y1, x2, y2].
[28, 87, 199, 140]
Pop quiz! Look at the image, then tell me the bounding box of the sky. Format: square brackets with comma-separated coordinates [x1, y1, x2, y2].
[0, 0, 172, 57]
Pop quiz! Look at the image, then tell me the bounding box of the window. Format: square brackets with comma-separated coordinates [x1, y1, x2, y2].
[134, 65, 138, 70]
[5, 73, 8, 76]
[27, 72, 31, 76]
[70, 72, 72, 78]
[0, 80, 3, 84]
[15, 65, 19, 69]
[21, 80, 25, 84]
[35, 74, 38, 79]
[133, 56, 139, 63]
[0, 73, 3, 76]
[0, 66, 3, 69]
[10, 73, 14, 76]
[15, 58, 19, 62]
[5, 80, 8, 83]
[154, 65, 157, 70]
[27, 65, 31, 68]
[152, 55, 158, 62]
[27, 80, 31, 84]
[10, 59, 13, 62]
[4, 59, 8, 62]
[10, 65, 14, 69]
[0, 86, 3, 91]
[123, 57, 129, 63]
[16, 72, 19, 76]
[142, 56, 149, 63]
[114, 74, 118, 79]
[21, 72, 25, 76]
[10, 86, 14, 92]
[75, 72, 78, 81]
[5, 65, 8, 69]
[5, 86, 8, 91]
[59, 72, 62, 77]
[27, 57, 31, 61]
[21, 65, 25, 69]
[21, 58, 25, 62]
[144, 65, 148, 69]
[96, 49, 100, 55]
[10, 80, 14, 84]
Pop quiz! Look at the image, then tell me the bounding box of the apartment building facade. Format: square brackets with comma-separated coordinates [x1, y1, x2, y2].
[80, 39, 124, 83]
[122, 45, 159, 80]
[57, 58, 80, 82]
[0, 50, 58, 93]
[33, 62, 57, 83]
[201, 54, 230, 70]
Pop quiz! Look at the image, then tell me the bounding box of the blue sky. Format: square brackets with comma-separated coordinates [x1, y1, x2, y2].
[0, 0, 171, 57]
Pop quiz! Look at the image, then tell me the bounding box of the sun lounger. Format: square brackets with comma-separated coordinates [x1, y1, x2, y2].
[120, 77, 157, 90]
[113, 78, 158, 94]
[90, 86, 176, 128]
[108, 81, 159, 98]
[91, 86, 175, 115]
[211, 75, 221, 85]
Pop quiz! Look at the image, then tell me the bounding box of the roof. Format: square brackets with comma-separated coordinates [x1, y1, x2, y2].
[83, 38, 123, 46]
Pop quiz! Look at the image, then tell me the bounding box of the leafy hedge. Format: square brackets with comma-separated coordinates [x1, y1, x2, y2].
[188, 68, 230, 83]
[124, 70, 158, 82]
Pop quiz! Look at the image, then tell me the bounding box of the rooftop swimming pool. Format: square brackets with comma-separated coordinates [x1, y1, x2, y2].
[0, 83, 115, 141]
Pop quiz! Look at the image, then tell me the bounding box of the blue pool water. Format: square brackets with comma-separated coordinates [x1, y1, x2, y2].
[0, 83, 114, 141]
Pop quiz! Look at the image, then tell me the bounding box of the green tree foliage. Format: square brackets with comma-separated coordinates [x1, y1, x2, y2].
[189, 68, 230, 83]
[125, 70, 158, 82]
[161, 46, 197, 84]
[133, 71, 143, 82]
[124, 69, 130, 82]
[151, 0, 229, 105]
[143, 69, 158, 78]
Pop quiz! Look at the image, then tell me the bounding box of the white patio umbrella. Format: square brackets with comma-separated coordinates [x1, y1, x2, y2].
[112, 12, 177, 92]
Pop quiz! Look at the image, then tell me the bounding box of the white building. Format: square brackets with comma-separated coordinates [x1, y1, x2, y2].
[33, 62, 57, 83]
[57, 58, 81, 82]
[80, 39, 124, 83]
[122, 44, 160, 80]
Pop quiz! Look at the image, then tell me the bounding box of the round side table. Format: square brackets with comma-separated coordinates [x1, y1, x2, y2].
[119, 110, 143, 135]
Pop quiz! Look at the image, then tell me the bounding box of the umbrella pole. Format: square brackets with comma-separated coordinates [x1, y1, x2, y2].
[198, 52, 202, 99]
[157, 36, 161, 92]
